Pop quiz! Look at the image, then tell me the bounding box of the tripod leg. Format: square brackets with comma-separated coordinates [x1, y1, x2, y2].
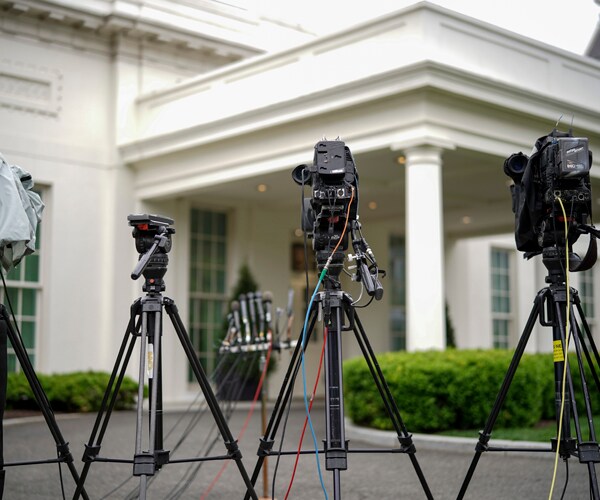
[351, 311, 433, 499]
[164, 299, 258, 500]
[243, 307, 320, 500]
[457, 291, 543, 500]
[574, 298, 600, 394]
[74, 300, 142, 499]
[0, 305, 90, 500]
[324, 300, 347, 500]
[133, 306, 159, 500]
[562, 303, 600, 499]
[0, 314, 6, 499]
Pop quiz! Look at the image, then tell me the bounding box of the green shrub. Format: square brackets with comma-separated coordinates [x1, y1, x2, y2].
[344, 349, 547, 433]
[6, 371, 141, 412]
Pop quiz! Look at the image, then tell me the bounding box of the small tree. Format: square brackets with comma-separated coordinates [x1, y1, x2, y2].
[231, 263, 259, 301]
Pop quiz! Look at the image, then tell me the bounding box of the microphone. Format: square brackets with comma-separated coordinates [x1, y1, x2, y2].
[285, 288, 294, 342]
[231, 300, 242, 342]
[263, 291, 273, 336]
[239, 294, 251, 343]
[223, 312, 235, 345]
[254, 291, 265, 339]
[247, 292, 258, 340]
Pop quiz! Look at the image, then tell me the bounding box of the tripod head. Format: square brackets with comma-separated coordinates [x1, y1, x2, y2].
[128, 214, 175, 293]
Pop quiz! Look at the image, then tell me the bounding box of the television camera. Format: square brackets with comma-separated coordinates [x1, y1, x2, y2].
[292, 140, 383, 299]
[503, 128, 598, 271]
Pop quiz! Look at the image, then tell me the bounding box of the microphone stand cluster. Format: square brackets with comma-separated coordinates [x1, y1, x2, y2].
[219, 290, 297, 355]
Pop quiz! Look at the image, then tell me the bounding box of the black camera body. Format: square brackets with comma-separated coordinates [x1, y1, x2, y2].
[504, 130, 592, 255]
[292, 140, 358, 259]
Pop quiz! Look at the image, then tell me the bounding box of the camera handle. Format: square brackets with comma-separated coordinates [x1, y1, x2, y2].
[568, 223, 599, 272]
[348, 221, 384, 300]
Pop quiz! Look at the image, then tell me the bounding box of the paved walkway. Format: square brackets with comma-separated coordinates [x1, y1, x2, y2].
[1, 403, 594, 499]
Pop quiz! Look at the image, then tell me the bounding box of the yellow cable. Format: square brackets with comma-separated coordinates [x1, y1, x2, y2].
[548, 196, 571, 500]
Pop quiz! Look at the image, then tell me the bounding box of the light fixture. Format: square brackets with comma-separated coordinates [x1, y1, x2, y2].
[462, 216, 472, 225]
[396, 155, 406, 165]
[257, 184, 268, 192]
[368, 201, 377, 210]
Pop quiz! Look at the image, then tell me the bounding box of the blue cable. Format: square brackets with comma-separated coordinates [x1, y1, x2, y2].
[300, 268, 329, 499]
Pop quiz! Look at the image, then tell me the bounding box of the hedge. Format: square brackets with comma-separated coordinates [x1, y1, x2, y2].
[5, 371, 141, 412]
[343, 349, 600, 433]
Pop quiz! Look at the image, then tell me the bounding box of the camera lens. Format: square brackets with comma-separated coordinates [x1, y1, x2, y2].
[503, 152, 529, 183]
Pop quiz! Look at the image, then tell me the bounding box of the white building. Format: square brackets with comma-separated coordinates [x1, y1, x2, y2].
[1, 0, 600, 402]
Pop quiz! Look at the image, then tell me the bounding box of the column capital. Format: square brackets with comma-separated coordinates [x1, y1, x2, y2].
[390, 136, 456, 154]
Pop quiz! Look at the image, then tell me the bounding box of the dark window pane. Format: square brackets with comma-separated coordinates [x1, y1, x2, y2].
[21, 289, 36, 316]
[21, 321, 35, 348]
[24, 255, 39, 282]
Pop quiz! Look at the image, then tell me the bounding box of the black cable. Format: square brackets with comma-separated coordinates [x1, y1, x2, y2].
[271, 383, 295, 500]
[560, 458, 569, 500]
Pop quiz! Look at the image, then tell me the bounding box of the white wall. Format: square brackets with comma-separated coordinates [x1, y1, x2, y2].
[0, 13, 244, 379]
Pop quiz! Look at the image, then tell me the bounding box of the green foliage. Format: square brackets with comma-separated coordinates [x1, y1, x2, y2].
[6, 371, 142, 412]
[231, 263, 259, 300]
[344, 350, 548, 433]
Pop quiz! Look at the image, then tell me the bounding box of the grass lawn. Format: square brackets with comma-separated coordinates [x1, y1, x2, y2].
[438, 417, 600, 442]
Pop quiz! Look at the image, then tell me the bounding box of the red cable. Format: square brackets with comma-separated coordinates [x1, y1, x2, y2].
[200, 338, 273, 500]
[284, 326, 328, 500]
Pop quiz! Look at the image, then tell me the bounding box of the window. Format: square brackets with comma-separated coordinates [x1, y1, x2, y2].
[389, 236, 406, 350]
[188, 209, 227, 377]
[491, 248, 512, 349]
[580, 269, 595, 335]
[0, 223, 42, 372]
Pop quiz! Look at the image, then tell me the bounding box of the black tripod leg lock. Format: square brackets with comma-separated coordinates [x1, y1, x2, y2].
[224, 440, 243, 461]
[56, 442, 74, 463]
[257, 437, 274, 457]
[475, 431, 491, 453]
[133, 453, 156, 476]
[81, 444, 101, 463]
[578, 442, 600, 463]
[398, 434, 416, 454]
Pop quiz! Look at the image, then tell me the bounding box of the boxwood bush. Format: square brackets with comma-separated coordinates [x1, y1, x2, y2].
[343, 349, 600, 433]
[5, 371, 141, 412]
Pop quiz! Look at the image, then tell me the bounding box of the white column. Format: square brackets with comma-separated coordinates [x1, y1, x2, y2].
[405, 146, 446, 350]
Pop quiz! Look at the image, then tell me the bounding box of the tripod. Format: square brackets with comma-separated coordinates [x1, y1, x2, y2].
[0, 304, 89, 499]
[73, 224, 258, 500]
[458, 246, 600, 499]
[243, 266, 433, 500]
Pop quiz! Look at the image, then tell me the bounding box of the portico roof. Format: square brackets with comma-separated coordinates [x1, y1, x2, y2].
[120, 1, 600, 238]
